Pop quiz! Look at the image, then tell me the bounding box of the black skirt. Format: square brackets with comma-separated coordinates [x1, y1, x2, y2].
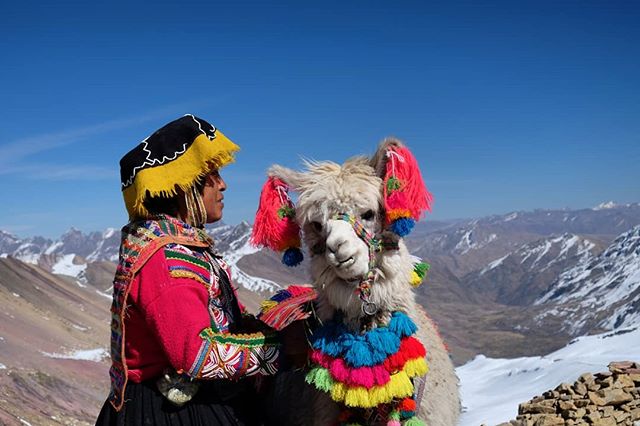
[95, 379, 265, 426]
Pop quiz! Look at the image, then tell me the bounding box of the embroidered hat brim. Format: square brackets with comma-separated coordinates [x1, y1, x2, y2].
[120, 114, 240, 219]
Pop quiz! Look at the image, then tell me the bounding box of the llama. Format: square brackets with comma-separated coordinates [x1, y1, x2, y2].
[253, 139, 460, 425]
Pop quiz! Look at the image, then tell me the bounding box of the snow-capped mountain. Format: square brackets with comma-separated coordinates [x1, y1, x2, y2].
[2, 202, 640, 365]
[0, 222, 280, 293]
[408, 202, 640, 278]
[534, 225, 640, 335]
[466, 233, 605, 305]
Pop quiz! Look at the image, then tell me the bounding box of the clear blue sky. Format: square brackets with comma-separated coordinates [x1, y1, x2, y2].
[1, 1, 639, 238]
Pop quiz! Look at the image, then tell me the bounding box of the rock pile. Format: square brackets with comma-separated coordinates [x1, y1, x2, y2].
[502, 361, 640, 426]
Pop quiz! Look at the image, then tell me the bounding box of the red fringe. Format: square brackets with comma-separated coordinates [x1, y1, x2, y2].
[251, 177, 301, 252]
[383, 337, 427, 372]
[383, 146, 433, 224]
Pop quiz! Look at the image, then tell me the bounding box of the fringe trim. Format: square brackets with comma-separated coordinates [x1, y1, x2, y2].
[122, 132, 239, 219]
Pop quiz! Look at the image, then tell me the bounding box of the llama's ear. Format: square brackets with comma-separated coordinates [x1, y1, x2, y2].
[268, 165, 306, 192]
[250, 165, 304, 267]
[370, 138, 404, 178]
[371, 138, 433, 237]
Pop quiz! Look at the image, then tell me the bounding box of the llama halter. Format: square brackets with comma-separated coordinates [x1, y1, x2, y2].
[332, 213, 385, 317]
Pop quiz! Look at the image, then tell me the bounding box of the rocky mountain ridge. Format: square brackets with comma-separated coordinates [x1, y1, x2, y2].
[2, 202, 640, 364]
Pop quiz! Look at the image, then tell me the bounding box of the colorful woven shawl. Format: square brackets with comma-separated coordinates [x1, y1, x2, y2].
[108, 215, 211, 410]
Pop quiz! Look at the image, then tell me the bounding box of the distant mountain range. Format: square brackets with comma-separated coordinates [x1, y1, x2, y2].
[2, 202, 640, 424]
[1, 202, 640, 360]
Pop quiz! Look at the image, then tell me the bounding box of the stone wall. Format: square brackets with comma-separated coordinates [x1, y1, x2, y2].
[501, 362, 640, 426]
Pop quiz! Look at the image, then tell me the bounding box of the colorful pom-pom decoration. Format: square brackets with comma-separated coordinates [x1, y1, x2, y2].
[251, 177, 303, 267]
[383, 146, 433, 237]
[409, 261, 430, 287]
[257, 285, 317, 331]
[306, 311, 428, 424]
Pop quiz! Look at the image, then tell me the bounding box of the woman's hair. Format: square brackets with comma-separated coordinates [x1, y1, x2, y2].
[142, 176, 207, 219]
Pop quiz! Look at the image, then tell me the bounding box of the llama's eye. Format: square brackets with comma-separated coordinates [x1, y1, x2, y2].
[361, 210, 375, 221]
[311, 221, 323, 232]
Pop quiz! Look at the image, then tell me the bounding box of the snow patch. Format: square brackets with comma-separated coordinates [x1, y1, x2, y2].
[41, 348, 108, 362]
[593, 201, 617, 210]
[480, 254, 509, 275]
[504, 212, 518, 222]
[103, 227, 117, 239]
[457, 326, 640, 426]
[52, 254, 87, 278]
[44, 241, 63, 255]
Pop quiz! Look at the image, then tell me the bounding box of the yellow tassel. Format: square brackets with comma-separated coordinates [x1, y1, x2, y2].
[344, 386, 370, 408]
[123, 132, 240, 219]
[387, 209, 412, 221]
[260, 300, 278, 312]
[331, 370, 416, 408]
[331, 382, 347, 402]
[410, 271, 422, 287]
[404, 358, 429, 378]
[386, 370, 414, 400]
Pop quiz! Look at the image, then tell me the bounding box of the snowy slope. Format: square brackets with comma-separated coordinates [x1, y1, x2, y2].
[480, 233, 596, 276]
[457, 326, 640, 426]
[467, 233, 603, 305]
[535, 225, 640, 334]
[210, 221, 281, 292]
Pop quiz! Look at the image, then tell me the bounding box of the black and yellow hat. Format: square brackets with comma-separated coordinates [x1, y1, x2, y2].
[120, 114, 239, 219]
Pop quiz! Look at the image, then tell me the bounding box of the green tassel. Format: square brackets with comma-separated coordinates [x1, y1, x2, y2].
[403, 418, 425, 426]
[388, 410, 401, 421]
[413, 262, 430, 279]
[277, 205, 296, 219]
[305, 367, 334, 393]
[386, 177, 402, 192]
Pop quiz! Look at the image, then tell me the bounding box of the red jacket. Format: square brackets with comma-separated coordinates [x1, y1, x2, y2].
[124, 243, 279, 383]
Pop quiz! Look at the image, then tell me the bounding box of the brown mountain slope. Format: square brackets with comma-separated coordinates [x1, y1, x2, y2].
[0, 258, 110, 425]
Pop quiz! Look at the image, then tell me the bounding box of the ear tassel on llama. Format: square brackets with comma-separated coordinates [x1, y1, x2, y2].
[250, 177, 303, 266]
[383, 146, 433, 237]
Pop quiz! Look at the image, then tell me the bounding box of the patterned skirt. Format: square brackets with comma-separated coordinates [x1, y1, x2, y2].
[95, 379, 265, 426]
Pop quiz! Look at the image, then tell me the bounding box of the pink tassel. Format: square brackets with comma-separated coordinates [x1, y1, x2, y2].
[383, 146, 433, 223]
[387, 421, 401, 426]
[251, 177, 302, 252]
[313, 350, 390, 388]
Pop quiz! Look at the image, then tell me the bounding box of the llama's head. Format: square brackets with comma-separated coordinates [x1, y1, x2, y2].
[270, 156, 381, 282]
[252, 138, 432, 321]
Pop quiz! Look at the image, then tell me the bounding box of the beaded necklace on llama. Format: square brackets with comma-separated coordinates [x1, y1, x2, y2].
[252, 145, 433, 425]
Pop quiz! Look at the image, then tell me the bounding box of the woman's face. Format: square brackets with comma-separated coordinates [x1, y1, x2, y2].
[202, 169, 227, 223]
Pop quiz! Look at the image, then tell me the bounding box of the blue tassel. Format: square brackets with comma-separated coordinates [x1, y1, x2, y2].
[344, 337, 375, 367]
[390, 218, 415, 237]
[400, 410, 417, 419]
[366, 328, 401, 356]
[389, 312, 417, 338]
[270, 289, 292, 302]
[282, 247, 303, 267]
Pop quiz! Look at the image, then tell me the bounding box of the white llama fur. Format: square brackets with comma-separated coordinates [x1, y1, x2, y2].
[267, 139, 460, 426]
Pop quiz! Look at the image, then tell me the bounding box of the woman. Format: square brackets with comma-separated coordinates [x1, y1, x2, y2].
[96, 114, 280, 425]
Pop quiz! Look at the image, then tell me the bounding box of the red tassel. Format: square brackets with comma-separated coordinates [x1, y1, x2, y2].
[383, 337, 427, 372]
[383, 146, 433, 225]
[251, 177, 301, 252]
[399, 397, 417, 412]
